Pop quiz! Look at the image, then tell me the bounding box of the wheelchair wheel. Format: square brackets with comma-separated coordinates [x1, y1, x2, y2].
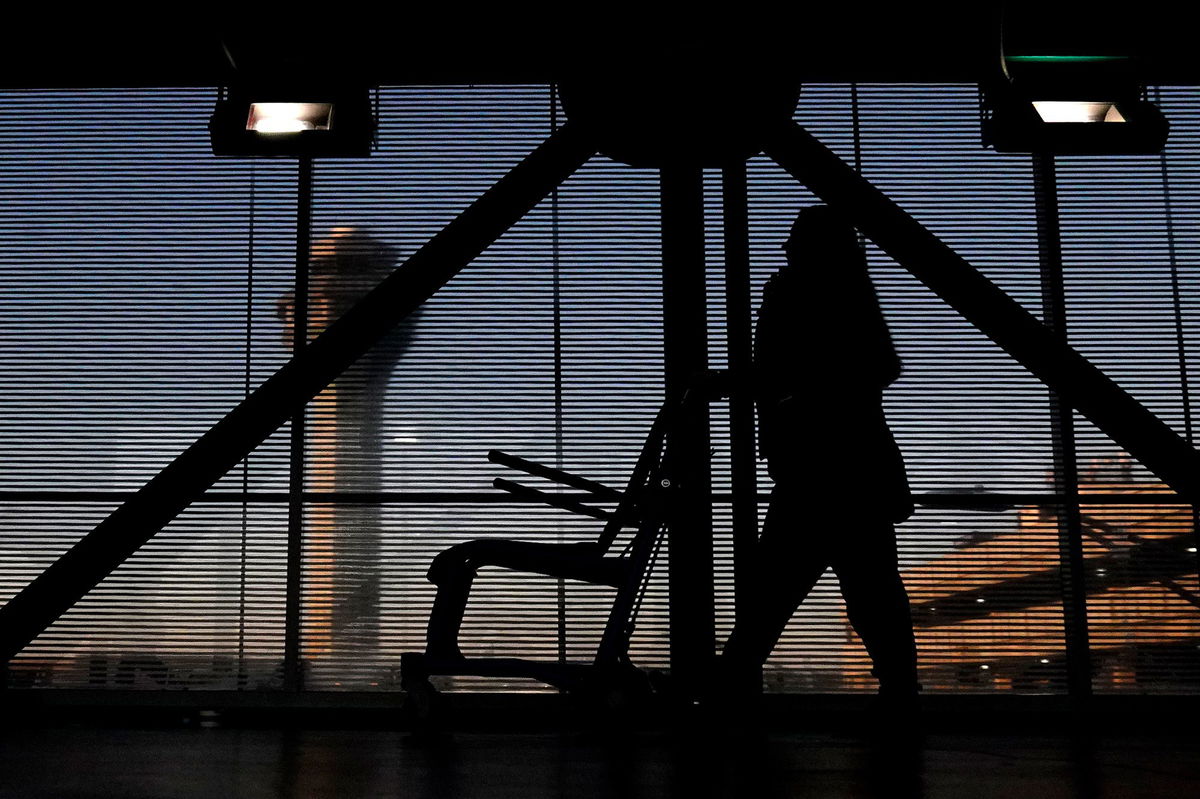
[402, 678, 444, 725]
[578, 665, 655, 725]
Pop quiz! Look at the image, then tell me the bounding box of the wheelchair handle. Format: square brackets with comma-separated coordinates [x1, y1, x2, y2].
[488, 450, 622, 499]
[492, 478, 616, 522]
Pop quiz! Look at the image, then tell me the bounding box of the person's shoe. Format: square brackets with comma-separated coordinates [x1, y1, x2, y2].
[865, 688, 924, 748]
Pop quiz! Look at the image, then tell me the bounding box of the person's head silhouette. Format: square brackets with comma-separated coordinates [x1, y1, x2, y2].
[782, 205, 860, 268]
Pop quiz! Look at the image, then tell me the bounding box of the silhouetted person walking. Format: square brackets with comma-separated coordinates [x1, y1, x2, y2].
[721, 205, 919, 705]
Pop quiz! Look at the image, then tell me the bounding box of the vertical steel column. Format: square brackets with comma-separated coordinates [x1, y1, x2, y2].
[284, 156, 313, 692]
[721, 159, 760, 691]
[551, 86, 568, 668]
[238, 163, 257, 689]
[1153, 93, 1200, 584]
[1033, 153, 1092, 700]
[660, 164, 714, 695]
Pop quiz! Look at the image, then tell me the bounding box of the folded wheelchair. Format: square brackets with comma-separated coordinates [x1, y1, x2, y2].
[399, 389, 704, 714]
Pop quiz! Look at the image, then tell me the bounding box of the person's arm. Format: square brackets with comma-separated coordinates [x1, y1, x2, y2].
[864, 276, 902, 388]
[834, 264, 900, 390]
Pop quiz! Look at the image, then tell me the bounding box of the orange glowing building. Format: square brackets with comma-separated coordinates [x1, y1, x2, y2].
[843, 456, 1200, 692]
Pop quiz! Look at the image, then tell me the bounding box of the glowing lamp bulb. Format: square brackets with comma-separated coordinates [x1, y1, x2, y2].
[247, 103, 334, 133]
[1032, 101, 1126, 124]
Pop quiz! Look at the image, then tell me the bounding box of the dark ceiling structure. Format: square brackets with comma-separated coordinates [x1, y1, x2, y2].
[4, 10, 1198, 89]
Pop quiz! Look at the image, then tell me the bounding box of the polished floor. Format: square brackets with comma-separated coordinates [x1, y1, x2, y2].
[1, 718, 1196, 799]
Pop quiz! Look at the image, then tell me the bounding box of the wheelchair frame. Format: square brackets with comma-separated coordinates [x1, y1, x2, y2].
[399, 392, 696, 703]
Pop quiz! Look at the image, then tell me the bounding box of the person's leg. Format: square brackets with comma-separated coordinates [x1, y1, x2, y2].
[831, 517, 919, 698]
[721, 485, 829, 691]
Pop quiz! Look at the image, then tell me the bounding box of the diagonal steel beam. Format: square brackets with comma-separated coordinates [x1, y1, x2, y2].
[763, 120, 1200, 500]
[0, 122, 597, 662]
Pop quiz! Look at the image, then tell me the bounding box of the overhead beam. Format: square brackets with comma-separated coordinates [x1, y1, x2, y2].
[10, 17, 1200, 89]
[763, 120, 1200, 501]
[0, 123, 597, 662]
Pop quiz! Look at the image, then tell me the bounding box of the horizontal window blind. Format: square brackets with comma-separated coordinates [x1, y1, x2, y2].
[300, 86, 668, 687]
[1054, 86, 1200, 692]
[0, 89, 295, 688]
[0, 83, 1196, 695]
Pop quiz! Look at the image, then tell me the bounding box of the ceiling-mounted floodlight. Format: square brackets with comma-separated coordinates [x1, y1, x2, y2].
[210, 85, 375, 157]
[982, 81, 1167, 155]
[981, 12, 1167, 155]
